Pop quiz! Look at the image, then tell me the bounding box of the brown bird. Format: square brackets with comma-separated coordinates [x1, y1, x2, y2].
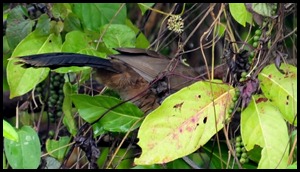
[15, 48, 199, 114]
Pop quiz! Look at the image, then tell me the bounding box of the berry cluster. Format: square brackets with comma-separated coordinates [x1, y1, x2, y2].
[47, 72, 65, 123]
[235, 136, 249, 164]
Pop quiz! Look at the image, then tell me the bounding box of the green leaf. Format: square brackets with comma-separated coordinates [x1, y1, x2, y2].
[4, 126, 41, 169]
[52, 3, 69, 19]
[241, 95, 289, 168]
[229, 3, 253, 27]
[98, 147, 135, 169]
[3, 120, 19, 142]
[202, 142, 237, 169]
[286, 161, 297, 169]
[252, 3, 275, 17]
[61, 30, 92, 52]
[56, 30, 106, 73]
[64, 13, 83, 32]
[125, 19, 150, 48]
[71, 3, 127, 32]
[35, 14, 51, 36]
[101, 24, 136, 52]
[134, 80, 234, 165]
[7, 32, 62, 98]
[138, 3, 155, 15]
[62, 82, 77, 136]
[71, 94, 143, 135]
[6, 5, 35, 49]
[46, 136, 71, 161]
[214, 23, 226, 37]
[258, 64, 297, 126]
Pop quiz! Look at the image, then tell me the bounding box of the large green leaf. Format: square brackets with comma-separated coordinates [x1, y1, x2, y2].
[71, 94, 143, 135]
[241, 95, 289, 169]
[229, 3, 253, 27]
[134, 80, 234, 165]
[7, 31, 62, 98]
[6, 5, 35, 49]
[101, 24, 136, 52]
[258, 64, 297, 126]
[71, 3, 127, 32]
[4, 126, 41, 169]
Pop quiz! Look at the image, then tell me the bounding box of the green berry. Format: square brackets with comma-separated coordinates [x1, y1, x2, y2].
[53, 81, 60, 87]
[241, 72, 247, 78]
[235, 142, 241, 147]
[242, 147, 247, 152]
[57, 111, 63, 117]
[253, 42, 258, 48]
[228, 108, 233, 114]
[236, 136, 242, 142]
[249, 51, 255, 58]
[240, 158, 246, 164]
[54, 75, 61, 81]
[236, 147, 242, 153]
[242, 152, 248, 158]
[50, 118, 56, 123]
[236, 153, 241, 158]
[48, 130, 55, 136]
[232, 95, 238, 102]
[255, 29, 262, 36]
[253, 35, 260, 41]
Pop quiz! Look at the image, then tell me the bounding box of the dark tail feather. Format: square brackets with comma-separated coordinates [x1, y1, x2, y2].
[15, 53, 119, 73]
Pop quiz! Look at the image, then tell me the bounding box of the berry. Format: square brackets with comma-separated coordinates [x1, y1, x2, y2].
[253, 42, 258, 48]
[236, 147, 241, 153]
[255, 29, 262, 36]
[241, 152, 248, 158]
[240, 158, 246, 164]
[253, 35, 260, 41]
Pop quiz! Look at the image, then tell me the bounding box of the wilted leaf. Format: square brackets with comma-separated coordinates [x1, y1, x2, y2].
[258, 64, 297, 126]
[241, 95, 289, 169]
[135, 80, 234, 165]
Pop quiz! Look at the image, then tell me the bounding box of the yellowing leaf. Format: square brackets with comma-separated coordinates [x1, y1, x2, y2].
[135, 80, 234, 165]
[258, 64, 297, 126]
[241, 95, 289, 168]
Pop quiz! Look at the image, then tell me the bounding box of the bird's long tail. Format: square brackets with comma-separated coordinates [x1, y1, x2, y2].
[14, 52, 119, 73]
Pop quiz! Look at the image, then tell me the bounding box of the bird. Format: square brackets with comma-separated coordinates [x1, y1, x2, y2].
[14, 48, 199, 114]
